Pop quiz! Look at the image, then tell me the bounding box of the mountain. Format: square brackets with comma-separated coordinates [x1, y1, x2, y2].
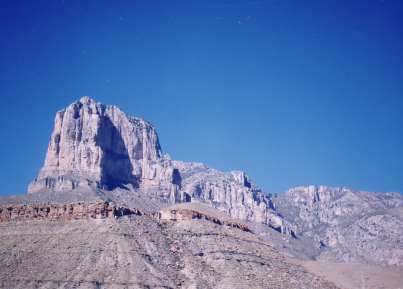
[28, 96, 175, 196]
[1, 97, 402, 289]
[27, 96, 292, 234]
[274, 185, 403, 266]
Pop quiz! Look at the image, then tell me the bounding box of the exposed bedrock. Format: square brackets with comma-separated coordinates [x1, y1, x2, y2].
[14, 96, 403, 267]
[28, 96, 177, 194]
[28, 97, 292, 235]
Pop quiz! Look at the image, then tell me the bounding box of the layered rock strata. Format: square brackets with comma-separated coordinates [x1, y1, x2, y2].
[0, 201, 252, 234]
[0, 201, 152, 222]
[160, 207, 251, 232]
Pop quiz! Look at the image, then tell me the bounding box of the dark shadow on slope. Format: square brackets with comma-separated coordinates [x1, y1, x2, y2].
[96, 115, 138, 190]
[172, 168, 182, 186]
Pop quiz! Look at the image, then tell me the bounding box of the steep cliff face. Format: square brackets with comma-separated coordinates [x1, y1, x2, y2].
[173, 161, 293, 234]
[0, 201, 151, 222]
[276, 185, 403, 231]
[28, 97, 174, 194]
[274, 186, 403, 266]
[0, 201, 115, 222]
[28, 97, 291, 235]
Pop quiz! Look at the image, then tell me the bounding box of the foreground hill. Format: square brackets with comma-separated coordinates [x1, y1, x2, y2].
[0, 202, 337, 289]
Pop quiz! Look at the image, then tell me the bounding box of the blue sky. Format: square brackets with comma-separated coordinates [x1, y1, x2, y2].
[0, 0, 402, 195]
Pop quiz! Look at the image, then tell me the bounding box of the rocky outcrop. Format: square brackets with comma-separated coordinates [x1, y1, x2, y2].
[0, 200, 253, 234]
[274, 186, 403, 266]
[173, 161, 294, 235]
[28, 96, 176, 194]
[0, 201, 151, 222]
[0, 201, 115, 222]
[160, 207, 251, 232]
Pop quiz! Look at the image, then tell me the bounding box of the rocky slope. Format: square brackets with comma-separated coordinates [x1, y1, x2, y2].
[0, 203, 338, 289]
[274, 186, 403, 266]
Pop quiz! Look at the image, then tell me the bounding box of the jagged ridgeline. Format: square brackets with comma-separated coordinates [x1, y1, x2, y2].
[27, 96, 291, 233]
[1, 97, 403, 289]
[25, 98, 403, 268]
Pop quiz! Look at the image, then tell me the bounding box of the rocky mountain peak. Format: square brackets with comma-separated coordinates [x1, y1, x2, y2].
[28, 97, 166, 194]
[27, 97, 291, 235]
[78, 95, 94, 104]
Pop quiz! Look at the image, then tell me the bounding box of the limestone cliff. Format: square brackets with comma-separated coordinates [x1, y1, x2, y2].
[28, 97, 176, 195]
[274, 186, 403, 266]
[28, 97, 290, 234]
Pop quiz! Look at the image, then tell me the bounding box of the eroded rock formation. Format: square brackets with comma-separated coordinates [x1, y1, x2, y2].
[160, 207, 251, 232]
[274, 185, 403, 266]
[28, 96, 175, 194]
[27, 97, 291, 235]
[173, 161, 294, 234]
[0, 201, 115, 222]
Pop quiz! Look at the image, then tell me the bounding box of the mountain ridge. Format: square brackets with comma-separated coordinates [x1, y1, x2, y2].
[23, 97, 403, 267]
[0, 97, 402, 289]
[27, 96, 293, 236]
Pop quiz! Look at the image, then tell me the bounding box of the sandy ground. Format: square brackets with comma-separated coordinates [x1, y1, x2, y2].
[295, 260, 403, 289]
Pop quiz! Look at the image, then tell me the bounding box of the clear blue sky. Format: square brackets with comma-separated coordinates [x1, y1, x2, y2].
[0, 0, 402, 195]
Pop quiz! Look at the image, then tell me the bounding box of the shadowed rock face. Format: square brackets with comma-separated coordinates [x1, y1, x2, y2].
[28, 97, 167, 193]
